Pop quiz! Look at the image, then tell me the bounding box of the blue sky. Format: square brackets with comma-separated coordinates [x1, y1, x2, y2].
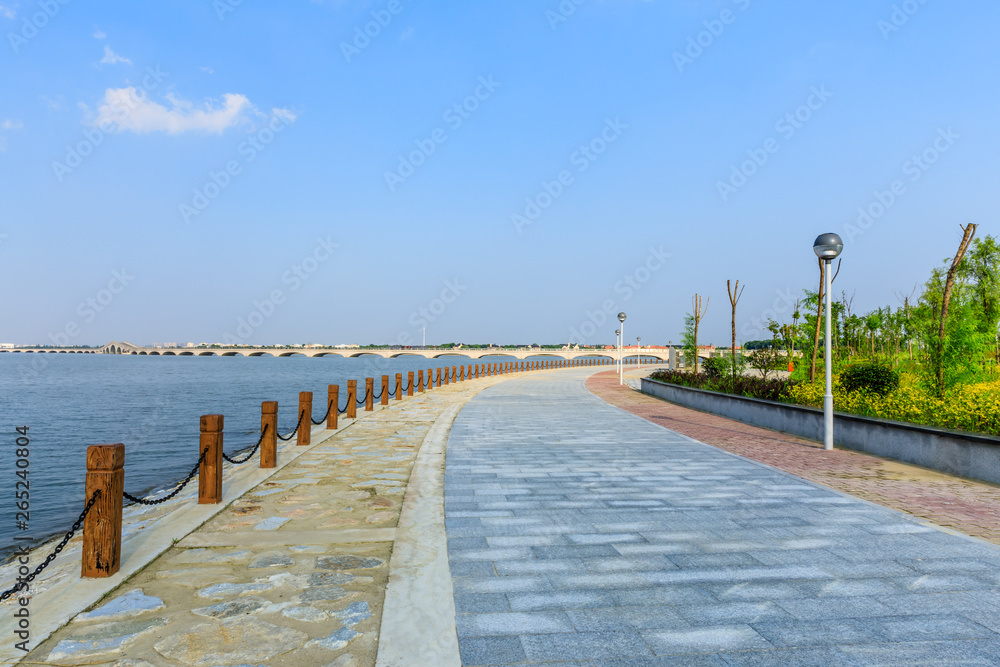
[1, 0, 997, 347]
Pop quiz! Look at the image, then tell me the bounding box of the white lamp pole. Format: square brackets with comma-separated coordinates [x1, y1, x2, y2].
[637, 337, 641, 369]
[617, 312, 627, 385]
[813, 233, 844, 452]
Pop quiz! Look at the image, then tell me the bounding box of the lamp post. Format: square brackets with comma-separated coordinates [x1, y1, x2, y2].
[615, 329, 620, 375]
[617, 312, 627, 385]
[637, 337, 641, 369]
[813, 233, 844, 452]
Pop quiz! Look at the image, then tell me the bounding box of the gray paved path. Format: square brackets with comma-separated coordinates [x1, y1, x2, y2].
[444, 370, 1000, 666]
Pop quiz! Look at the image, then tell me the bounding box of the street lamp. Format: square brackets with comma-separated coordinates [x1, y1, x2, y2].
[615, 329, 620, 369]
[617, 312, 627, 385]
[637, 337, 641, 369]
[813, 232, 844, 451]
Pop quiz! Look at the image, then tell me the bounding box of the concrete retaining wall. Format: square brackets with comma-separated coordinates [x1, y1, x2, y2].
[641, 377, 1000, 487]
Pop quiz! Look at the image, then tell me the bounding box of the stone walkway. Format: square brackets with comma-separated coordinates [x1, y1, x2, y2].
[445, 369, 1000, 665]
[23, 374, 503, 667]
[591, 370, 1000, 546]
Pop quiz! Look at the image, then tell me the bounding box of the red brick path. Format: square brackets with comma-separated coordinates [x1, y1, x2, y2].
[587, 371, 1000, 545]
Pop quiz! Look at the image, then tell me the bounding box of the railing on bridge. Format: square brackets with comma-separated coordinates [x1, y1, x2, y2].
[0, 357, 624, 600]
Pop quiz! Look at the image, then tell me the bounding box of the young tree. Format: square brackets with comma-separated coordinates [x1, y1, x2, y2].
[692, 294, 709, 374]
[935, 224, 978, 392]
[727, 280, 745, 382]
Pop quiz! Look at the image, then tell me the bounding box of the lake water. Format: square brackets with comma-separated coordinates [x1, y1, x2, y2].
[0, 352, 581, 556]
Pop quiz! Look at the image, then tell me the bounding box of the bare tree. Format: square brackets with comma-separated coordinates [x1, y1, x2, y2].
[692, 294, 709, 374]
[894, 285, 918, 362]
[935, 224, 978, 392]
[727, 280, 745, 381]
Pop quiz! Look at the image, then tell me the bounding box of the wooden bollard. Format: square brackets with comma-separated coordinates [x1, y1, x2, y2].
[261, 401, 278, 468]
[408, 371, 415, 396]
[365, 378, 374, 411]
[382, 375, 390, 406]
[395, 373, 403, 401]
[82, 443, 124, 578]
[327, 386, 339, 430]
[418, 370, 425, 392]
[427, 368, 433, 389]
[298, 392, 312, 446]
[347, 380, 357, 419]
[452, 366, 458, 383]
[474, 364, 479, 378]
[436, 367, 442, 387]
[199, 414, 224, 504]
[443, 367, 449, 386]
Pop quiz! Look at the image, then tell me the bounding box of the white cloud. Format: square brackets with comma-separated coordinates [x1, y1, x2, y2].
[200, 66, 215, 74]
[0, 4, 16, 20]
[0, 118, 22, 151]
[100, 45, 132, 66]
[93, 29, 106, 39]
[91, 88, 256, 134]
[399, 25, 415, 41]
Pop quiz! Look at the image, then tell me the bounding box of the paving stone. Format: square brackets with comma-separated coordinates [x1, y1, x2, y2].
[47, 619, 168, 662]
[196, 582, 273, 599]
[281, 605, 330, 622]
[298, 584, 351, 602]
[248, 552, 295, 569]
[76, 589, 164, 622]
[192, 595, 270, 619]
[521, 630, 654, 661]
[458, 636, 526, 666]
[316, 555, 385, 571]
[307, 626, 361, 651]
[253, 516, 292, 531]
[331, 601, 371, 627]
[153, 618, 307, 666]
[457, 611, 576, 637]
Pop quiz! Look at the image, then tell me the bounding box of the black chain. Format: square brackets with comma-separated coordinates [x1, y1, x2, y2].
[124, 447, 209, 505]
[356, 388, 368, 405]
[223, 425, 268, 465]
[339, 396, 350, 414]
[312, 399, 334, 426]
[277, 410, 305, 441]
[0, 491, 101, 603]
[373, 387, 384, 401]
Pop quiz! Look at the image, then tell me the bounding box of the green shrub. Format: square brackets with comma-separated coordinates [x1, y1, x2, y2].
[702, 355, 747, 378]
[649, 369, 798, 402]
[839, 363, 900, 396]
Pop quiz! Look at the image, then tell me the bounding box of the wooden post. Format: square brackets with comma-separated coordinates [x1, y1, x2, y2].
[327, 386, 339, 430]
[199, 414, 224, 504]
[443, 367, 449, 386]
[365, 378, 374, 411]
[82, 443, 124, 578]
[261, 401, 278, 468]
[396, 373, 403, 401]
[418, 370, 425, 392]
[347, 380, 357, 418]
[297, 392, 312, 446]
[474, 364, 479, 378]
[382, 375, 390, 406]
[452, 366, 457, 383]
[460, 366, 465, 381]
[408, 371, 415, 396]
[436, 367, 442, 387]
[427, 368, 433, 389]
